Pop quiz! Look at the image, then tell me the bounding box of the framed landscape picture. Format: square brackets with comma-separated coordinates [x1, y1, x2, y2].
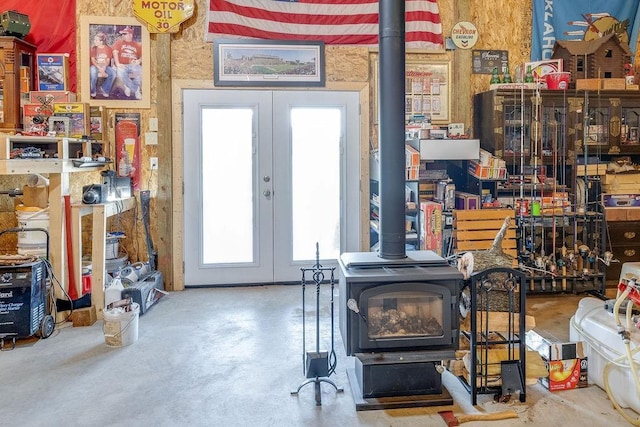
[213, 39, 325, 87]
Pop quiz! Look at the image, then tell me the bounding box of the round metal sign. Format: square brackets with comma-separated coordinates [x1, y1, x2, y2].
[451, 21, 479, 49]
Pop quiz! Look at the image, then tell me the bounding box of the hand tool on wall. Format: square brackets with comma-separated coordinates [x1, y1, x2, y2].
[438, 410, 519, 426]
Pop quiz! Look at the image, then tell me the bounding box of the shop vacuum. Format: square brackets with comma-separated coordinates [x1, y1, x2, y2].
[119, 190, 165, 314]
[0, 228, 55, 350]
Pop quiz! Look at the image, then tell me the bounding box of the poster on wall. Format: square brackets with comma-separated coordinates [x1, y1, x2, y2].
[115, 113, 141, 191]
[531, 1, 640, 61]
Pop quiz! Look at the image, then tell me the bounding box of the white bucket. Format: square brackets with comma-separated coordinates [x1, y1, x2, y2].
[105, 237, 120, 259]
[103, 303, 139, 347]
[16, 205, 49, 255]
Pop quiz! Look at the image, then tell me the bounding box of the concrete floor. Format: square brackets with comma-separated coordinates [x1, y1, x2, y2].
[1, 285, 633, 426]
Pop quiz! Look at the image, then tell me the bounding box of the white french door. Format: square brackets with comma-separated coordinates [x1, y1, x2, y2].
[182, 89, 360, 286]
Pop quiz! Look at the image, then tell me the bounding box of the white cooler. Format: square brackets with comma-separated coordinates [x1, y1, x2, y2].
[570, 296, 640, 414]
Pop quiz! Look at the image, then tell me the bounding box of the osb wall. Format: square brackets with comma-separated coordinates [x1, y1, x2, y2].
[62, 0, 534, 262]
[23, 0, 638, 261]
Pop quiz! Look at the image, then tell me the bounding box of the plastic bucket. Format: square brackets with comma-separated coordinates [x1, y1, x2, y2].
[545, 72, 571, 90]
[103, 303, 139, 347]
[105, 237, 119, 259]
[15, 205, 49, 255]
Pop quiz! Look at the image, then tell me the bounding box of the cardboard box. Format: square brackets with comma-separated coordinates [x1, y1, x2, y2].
[22, 103, 53, 134]
[406, 166, 419, 180]
[540, 358, 588, 391]
[525, 59, 562, 88]
[526, 330, 585, 360]
[69, 306, 97, 327]
[601, 78, 626, 90]
[22, 185, 48, 209]
[89, 106, 106, 141]
[525, 330, 588, 392]
[29, 91, 76, 104]
[419, 201, 443, 255]
[602, 193, 640, 207]
[36, 53, 70, 91]
[455, 191, 480, 210]
[405, 144, 420, 168]
[447, 123, 465, 136]
[53, 102, 89, 138]
[576, 78, 601, 90]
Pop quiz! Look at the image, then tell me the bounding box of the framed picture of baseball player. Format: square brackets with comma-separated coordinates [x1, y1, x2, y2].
[80, 16, 150, 108]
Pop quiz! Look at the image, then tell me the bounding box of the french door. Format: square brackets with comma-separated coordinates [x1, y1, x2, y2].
[182, 89, 360, 286]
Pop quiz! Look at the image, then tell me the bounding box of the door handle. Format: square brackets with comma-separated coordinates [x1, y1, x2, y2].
[263, 189, 271, 199]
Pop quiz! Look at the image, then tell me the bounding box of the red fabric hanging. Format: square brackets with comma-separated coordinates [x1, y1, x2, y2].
[3, 1, 77, 92]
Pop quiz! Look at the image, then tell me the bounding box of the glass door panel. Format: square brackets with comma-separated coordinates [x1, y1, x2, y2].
[291, 107, 341, 261]
[201, 108, 254, 264]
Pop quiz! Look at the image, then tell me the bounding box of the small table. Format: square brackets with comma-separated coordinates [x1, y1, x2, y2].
[71, 197, 136, 319]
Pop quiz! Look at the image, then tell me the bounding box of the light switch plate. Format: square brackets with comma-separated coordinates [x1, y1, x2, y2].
[145, 132, 158, 145]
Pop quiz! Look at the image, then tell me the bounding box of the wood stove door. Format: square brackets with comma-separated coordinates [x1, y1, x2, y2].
[182, 89, 360, 285]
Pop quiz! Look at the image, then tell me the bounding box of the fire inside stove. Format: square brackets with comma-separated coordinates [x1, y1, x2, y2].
[365, 291, 444, 339]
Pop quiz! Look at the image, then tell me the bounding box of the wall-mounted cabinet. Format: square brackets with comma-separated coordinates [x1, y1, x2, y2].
[0, 37, 36, 132]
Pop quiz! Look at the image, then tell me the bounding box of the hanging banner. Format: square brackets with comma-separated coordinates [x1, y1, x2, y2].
[531, 0, 640, 61]
[133, 0, 194, 33]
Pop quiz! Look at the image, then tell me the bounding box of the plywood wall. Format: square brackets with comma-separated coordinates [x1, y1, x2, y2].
[31, 0, 633, 269]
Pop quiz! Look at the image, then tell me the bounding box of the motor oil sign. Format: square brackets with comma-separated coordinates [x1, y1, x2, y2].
[133, 0, 194, 33]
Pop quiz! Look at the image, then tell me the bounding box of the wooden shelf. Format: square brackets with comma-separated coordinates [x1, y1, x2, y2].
[71, 197, 137, 320]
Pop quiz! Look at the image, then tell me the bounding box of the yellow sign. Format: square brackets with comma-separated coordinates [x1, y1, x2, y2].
[133, 0, 194, 34]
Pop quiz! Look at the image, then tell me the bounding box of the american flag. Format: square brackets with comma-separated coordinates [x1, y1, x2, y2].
[206, 0, 443, 49]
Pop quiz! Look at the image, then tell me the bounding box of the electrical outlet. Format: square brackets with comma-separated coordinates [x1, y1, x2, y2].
[150, 157, 158, 170]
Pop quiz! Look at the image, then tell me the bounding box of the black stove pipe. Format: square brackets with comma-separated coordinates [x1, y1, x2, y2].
[378, 0, 406, 259]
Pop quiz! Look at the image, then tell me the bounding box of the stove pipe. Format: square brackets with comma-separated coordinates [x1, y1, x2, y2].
[378, 0, 406, 259]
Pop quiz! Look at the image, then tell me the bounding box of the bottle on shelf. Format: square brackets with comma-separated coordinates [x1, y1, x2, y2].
[524, 65, 534, 83]
[490, 67, 501, 84]
[502, 65, 512, 83]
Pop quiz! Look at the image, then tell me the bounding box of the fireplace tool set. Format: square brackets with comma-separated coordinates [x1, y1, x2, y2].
[291, 243, 343, 406]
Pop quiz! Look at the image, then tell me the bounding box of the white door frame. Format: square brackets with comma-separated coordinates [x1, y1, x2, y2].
[171, 81, 371, 290]
[174, 82, 370, 288]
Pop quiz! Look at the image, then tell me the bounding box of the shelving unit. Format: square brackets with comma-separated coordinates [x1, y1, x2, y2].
[0, 134, 110, 320]
[71, 197, 136, 319]
[0, 135, 104, 160]
[471, 89, 615, 295]
[369, 139, 422, 251]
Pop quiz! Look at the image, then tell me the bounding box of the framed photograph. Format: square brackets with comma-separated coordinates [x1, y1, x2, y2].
[48, 116, 70, 137]
[213, 39, 325, 87]
[373, 59, 451, 124]
[80, 16, 150, 108]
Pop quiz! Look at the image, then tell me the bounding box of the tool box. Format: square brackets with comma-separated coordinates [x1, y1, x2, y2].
[121, 270, 164, 315]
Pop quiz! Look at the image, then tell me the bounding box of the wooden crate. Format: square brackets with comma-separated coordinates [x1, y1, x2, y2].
[453, 209, 517, 258]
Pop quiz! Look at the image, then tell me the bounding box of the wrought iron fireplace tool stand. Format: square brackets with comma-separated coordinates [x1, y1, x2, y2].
[291, 243, 343, 406]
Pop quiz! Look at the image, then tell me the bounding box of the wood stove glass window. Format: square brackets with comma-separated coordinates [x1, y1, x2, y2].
[367, 290, 444, 339]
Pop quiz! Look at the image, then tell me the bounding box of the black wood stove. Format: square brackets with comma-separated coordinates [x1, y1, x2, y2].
[338, 1, 463, 410]
[338, 252, 462, 410]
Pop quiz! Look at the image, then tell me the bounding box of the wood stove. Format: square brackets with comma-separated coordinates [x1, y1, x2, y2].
[337, 0, 462, 410]
[338, 252, 462, 409]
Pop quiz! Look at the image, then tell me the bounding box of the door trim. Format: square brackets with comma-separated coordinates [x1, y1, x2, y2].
[171, 81, 370, 290]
